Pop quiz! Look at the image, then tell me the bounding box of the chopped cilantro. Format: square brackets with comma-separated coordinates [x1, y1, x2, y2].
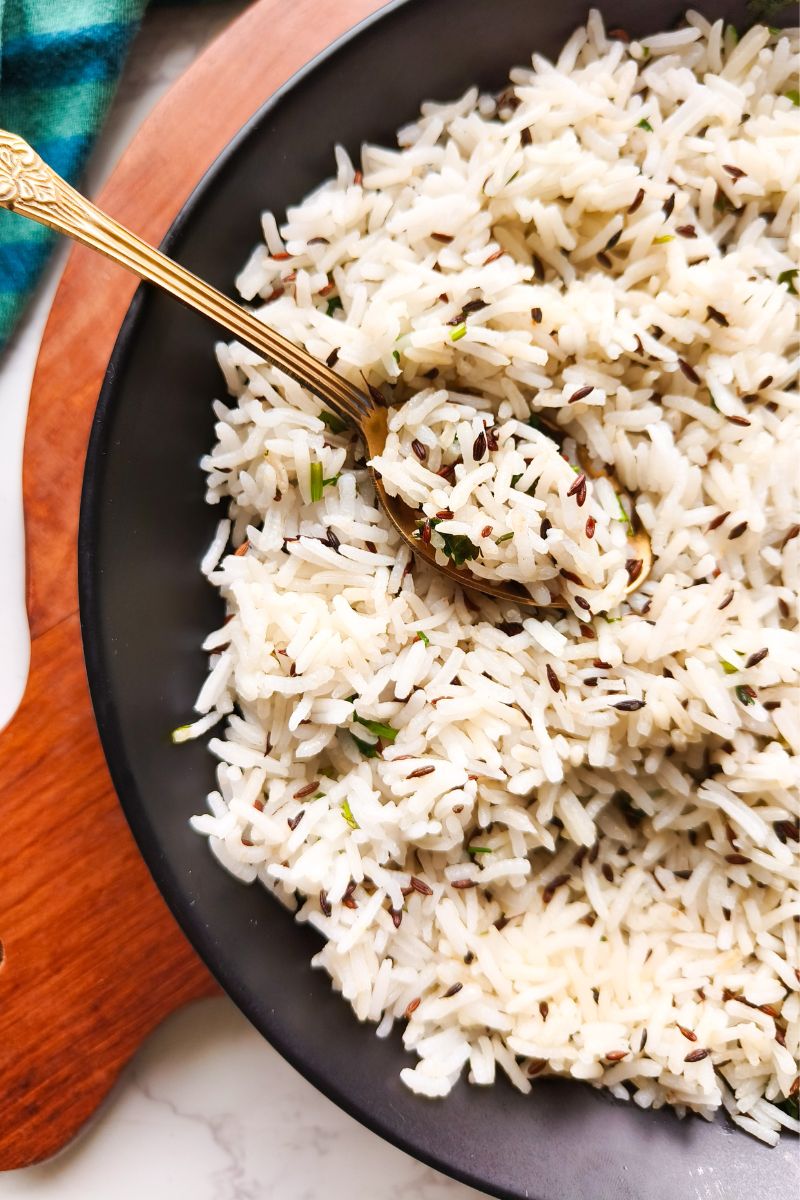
[351, 732, 379, 758]
[417, 631, 431, 646]
[720, 659, 738, 675]
[778, 268, 798, 295]
[786, 90, 800, 106]
[439, 532, 480, 567]
[341, 798, 359, 829]
[392, 349, 401, 363]
[735, 684, 756, 707]
[309, 461, 323, 502]
[450, 322, 467, 342]
[653, 234, 673, 244]
[468, 846, 492, 855]
[325, 295, 343, 317]
[637, 118, 653, 132]
[615, 493, 634, 533]
[496, 532, 515, 544]
[319, 410, 348, 434]
[354, 714, 398, 743]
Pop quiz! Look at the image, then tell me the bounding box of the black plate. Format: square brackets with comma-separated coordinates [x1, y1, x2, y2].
[79, 2, 797, 1197]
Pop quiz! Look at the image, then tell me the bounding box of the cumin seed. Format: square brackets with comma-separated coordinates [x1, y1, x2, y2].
[628, 187, 645, 214]
[411, 438, 427, 462]
[569, 385, 593, 404]
[684, 1048, 710, 1063]
[678, 358, 700, 385]
[293, 780, 320, 799]
[728, 521, 748, 540]
[408, 766, 435, 780]
[542, 873, 570, 903]
[781, 523, 799, 549]
[708, 511, 730, 531]
[745, 648, 768, 668]
[410, 875, 433, 895]
[546, 664, 561, 693]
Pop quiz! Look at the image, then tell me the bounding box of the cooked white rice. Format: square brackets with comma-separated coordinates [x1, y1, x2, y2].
[186, 11, 800, 1142]
[370, 392, 632, 607]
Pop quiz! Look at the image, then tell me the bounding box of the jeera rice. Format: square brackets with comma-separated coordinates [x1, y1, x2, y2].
[183, 12, 800, 1143]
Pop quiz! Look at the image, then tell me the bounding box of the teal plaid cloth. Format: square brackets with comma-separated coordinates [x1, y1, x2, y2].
[0, 1, 150, 351]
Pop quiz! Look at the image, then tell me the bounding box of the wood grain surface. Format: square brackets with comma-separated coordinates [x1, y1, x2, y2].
[0, 0, 381, 1170]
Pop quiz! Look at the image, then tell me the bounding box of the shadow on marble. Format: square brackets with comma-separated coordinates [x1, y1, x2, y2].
[0, 996, 489, 1200]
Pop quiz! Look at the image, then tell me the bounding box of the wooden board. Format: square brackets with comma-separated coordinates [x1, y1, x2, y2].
[0, 0, 381, 1170]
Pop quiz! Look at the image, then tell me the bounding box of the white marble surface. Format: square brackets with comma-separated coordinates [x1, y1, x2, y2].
[0, 6, 486, 1198]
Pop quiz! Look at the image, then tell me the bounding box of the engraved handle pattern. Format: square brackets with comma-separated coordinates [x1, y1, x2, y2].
[0, 129, 371, 425]
[0, 132, 59, 208]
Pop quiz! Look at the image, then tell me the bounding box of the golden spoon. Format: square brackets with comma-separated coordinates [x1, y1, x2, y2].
[0, 129, 651, 607]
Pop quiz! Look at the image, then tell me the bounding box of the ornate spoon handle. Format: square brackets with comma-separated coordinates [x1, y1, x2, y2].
[0, 129, 368, 421]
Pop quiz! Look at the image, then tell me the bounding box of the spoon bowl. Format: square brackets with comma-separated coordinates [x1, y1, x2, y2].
[0, 128, 651, 606]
